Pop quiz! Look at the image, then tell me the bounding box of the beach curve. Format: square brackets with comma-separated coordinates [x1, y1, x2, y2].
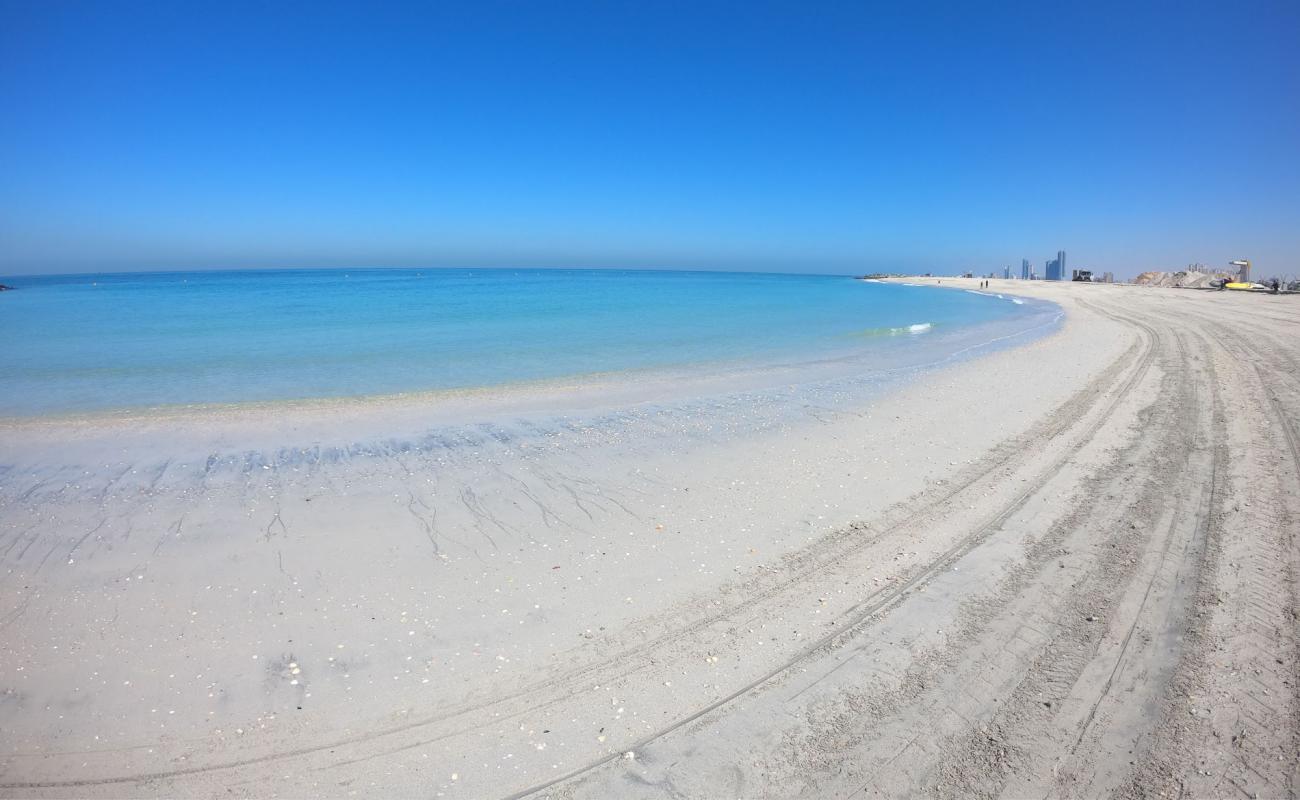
[0, 279, 1297, 798]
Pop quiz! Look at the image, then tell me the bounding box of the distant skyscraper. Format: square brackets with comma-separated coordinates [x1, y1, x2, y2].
[1044, 250, 1067, 281]
[1003, 265, 1010, 279]
[1021, 258, 1030, 280]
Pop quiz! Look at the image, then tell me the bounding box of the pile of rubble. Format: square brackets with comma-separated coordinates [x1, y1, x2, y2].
[1132, 270, 1235, 289]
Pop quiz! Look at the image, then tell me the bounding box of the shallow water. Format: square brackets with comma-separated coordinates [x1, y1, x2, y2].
[0, 268, 1048, 416]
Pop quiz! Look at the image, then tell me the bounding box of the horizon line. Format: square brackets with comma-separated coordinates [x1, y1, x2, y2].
[0, 264, 882, 280]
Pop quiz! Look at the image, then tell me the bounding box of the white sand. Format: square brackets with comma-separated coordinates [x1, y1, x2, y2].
[1, 279, 1296, 797]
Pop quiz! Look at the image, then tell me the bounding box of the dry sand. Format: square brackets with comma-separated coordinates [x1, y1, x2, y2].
[0, 279, 1297, 798]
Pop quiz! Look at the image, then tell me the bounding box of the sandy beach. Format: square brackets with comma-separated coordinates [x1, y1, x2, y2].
[1, 279, 1297, 798]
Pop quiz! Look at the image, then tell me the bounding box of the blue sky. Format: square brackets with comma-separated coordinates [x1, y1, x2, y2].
[2, 0, 1297, 278]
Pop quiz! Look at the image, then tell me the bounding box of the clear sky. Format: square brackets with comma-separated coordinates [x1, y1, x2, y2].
[2, 0, 1297, 278]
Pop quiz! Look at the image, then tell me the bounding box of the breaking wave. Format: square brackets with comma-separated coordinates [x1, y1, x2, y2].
[855, 322, 934, 338]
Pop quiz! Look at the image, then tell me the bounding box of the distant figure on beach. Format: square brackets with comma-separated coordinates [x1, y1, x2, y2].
[1271, 278, 1280, 294]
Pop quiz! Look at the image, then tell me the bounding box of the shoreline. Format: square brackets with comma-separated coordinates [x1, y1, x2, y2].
[0, 289, 1058, 452]
[1, 279, 1297, 797]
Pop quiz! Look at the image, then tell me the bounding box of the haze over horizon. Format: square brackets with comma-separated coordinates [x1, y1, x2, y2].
[2, 0, 1297, 279]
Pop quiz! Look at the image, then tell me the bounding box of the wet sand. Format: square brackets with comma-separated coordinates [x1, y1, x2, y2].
[1, 279, 1297, 797]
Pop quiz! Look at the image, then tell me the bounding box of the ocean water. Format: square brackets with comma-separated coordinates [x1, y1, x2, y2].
[0, 269, 1052, 417]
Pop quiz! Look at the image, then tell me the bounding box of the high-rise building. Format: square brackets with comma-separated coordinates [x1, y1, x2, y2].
[1021, 258, 1030, 280]
[1044, 250, 1067, 281]
[1003, 265, 1010, 280]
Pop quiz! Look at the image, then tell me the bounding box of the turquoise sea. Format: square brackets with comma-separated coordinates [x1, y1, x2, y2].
[0, 269, 1055, 417]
